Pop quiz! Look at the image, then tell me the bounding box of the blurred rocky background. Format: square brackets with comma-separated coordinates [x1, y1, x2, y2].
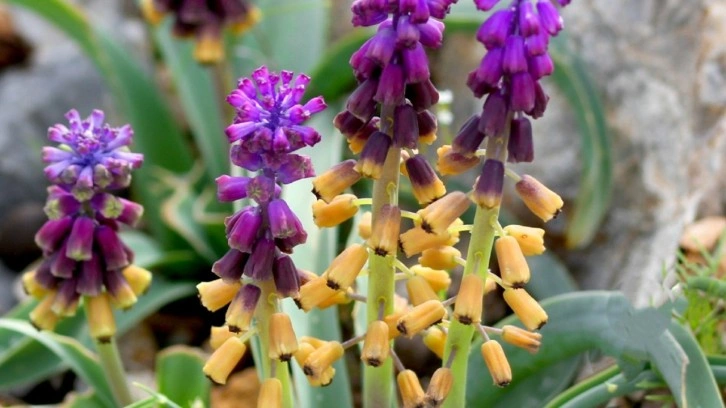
[1, 0, 725, 309]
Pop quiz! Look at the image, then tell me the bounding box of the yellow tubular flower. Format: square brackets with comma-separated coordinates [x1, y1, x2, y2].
[502, 288, 548, 331]
[397, 370, 426, 408]
[453, 274, 485, 325]
[426, 367, 453, 407]
[436, 145, 481, 176]
[325, 244, 369, 290]
[358, 211, 373, 240]
[481, 340, 512, 387]
[22, 271, 48, 299]
[417, 192, 470, 234]
[197, 279, 241, 312]
[193, 34, 224, 65]
[423, 329, 447, 359]
[361, 321, 390, 367]
[501, 325, 542, 353]
[367, 205, 401, 257]
[411, 264, 451, 292]
[396, 299, 446, 338]
[86, 294, 116, 343]
[400, 227, 451, 257]
[313, 194, 359, 228]
[406, 275, 440, 306]
[122, 265, 153, 296]
[269, 313, 298, 361]
[295, 276, 339, 312]
[303, 341, 344, 381]
[312, 160, 362, 203]
[495, 236, 531, 288]
[418, 246, 461, 270]
[317, 289, 353, 309]
[503, 225, 546, 255]
[203, 336, 247, 384]
[257, 378, 282, 408]
[209, 326, 236, 350]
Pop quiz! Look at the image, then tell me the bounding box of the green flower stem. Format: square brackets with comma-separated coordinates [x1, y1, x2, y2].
[254, 280, 294, 408]
[94, 337, 134, 406]
[443, 115, 511, 407]
[442, 205, 500, 408]
[364, 105, 400, 408]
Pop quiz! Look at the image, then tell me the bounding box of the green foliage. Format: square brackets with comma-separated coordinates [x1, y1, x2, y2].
[156, 346, 210, 408]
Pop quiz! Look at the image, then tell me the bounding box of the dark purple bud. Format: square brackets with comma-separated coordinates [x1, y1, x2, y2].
[95, 225, 129, 270]
[453, 114, 486, 156]
[375, 62, 405, 105]
[52, 278, 80, 316]
[526, 30, 550, 56]
[272, 254, 300, 298]
[557, 0, 571, 7]
[417, 110, 438, 142]
[472, 159, 505, 208]
[406, 78, 439, 112]
[473, 47, 504, 91]
[518, 0, 540, 37]
[503, 35, 528, 74]
[417, 19, 444, 48]
[537, 0, 564, 35]
[277, 154, 315, 184]
[334, 111, 366, 137]
[65, 216, 94, 261]
[35, 217, 74, 253]
[268, 199, 306, 240]
[474, 0, 501, 10]
[529, 53, 554, 79]
[347, 78, 379, 121]
[227, 206, 262, 252]
[410, 0, 431, 23]
[243, 235, 276, 280]
[478, 91, 508, 136]
[77, 255, 103, 296]
[355, 131, 392, 179]
[230, 144, 264, 171]
[508, 117, 534, 163]
[35, 260, 58, 289]
[402, 44, 430, 84]
[216, 175, 251, 202]
[393, 104, 419, 149]
[527, 81, 550, 119]
[90, 193, 123, 219]
[246, 174, 277, 204]
[396, 16, 420, 48]
[367, 26, 397, 65]
[477, 9, 513, 49]
[510, 72, 535, 112]
[116, 198, 144, 227]
[212, 249, 248, 283]
[467, 71, 498, 99]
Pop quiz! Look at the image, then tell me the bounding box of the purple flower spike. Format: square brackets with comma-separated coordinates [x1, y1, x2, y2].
[477, 10, 513, 49]
[475, 0, 501, 11]
[478, 91, 508, 136]
[453, 115, 486, 156]
[35, 217, 74, 253]
[518, 1, 540, 37]
[537, 0, 564, 35]
[510, 72, 536, 112]
[503, 35, 528, 74]
[268, 199, 306, 240]
[472, 159, 505, 208]
[43, 110, 143, 194]
[77, 255, 104, 296]
[393, 104, 420, 149]
[375, 62, 406, 105]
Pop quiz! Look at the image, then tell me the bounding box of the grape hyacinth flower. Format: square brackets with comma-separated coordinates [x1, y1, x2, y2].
[26, 109, 150, 343]
[140, 0, 260, 64]
[198, 66, 327, 389]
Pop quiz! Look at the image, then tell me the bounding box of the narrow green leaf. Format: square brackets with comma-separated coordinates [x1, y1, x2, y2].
[548, 36, 612, 248]
[64, 392, 110, 408]
[119, 231, 165, 269]
[686, 276, 726, 298]
[0, 278, 196, 390]
[156, 346, 210, 408]
[123, 396, 161, 408]
[0, 319, 116, 408]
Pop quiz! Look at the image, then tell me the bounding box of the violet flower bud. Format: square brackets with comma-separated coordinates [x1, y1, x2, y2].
[272, 254, 300, 298]
[452, 114, 486, 156]
[95, 225, 130, 270]
[471, 159, 505, 208]
[393, 104, 419, 149]
[268, 199, 306, 241]
[243, 235, 276, 281]
[212, 249, 248, 283]
[508, 117, 534, 163]
[478, 91, 508, 136]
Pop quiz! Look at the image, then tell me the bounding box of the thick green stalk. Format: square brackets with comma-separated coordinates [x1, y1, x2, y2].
[364, 105, 400, 408]
[95, 337, 134, 406]
[443, 115, 511, 407]
[254, 281, 294, 408]
[442, 205, 500, 407]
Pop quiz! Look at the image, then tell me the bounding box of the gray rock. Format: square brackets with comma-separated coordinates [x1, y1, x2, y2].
[0, 261, 17, 315]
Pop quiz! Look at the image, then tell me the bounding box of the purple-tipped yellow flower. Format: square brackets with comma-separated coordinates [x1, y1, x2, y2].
[312, 160, 362, 202]
[368, 204, 401, 256]
[141, 0, 260, 64]
[472, 159, 505, 208]
[355, 131, 392, 179]
[406, 155, 446, 205]
[418, 191, 469, 234]
[269, 312, 298, 361]
[225, 284, 261, 332]
[436, 145, 481, 176]
[515, 174, 564, 222]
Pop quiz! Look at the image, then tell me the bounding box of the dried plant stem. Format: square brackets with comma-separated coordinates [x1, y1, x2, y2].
[364, 104, 400, 408]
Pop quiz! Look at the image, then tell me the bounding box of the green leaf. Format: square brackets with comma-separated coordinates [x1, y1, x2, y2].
[548, 36, 612, 248]
[156, 346, 210, 408]
[306, 30, 372, 102]
[685, 276, 726, 298]
[280, 110, 354, 408]
[0, 319, 116, 408]
[123, 396, 162, 408]
[466, 291, 672, 407]
[231, 0, 329, 76]
[64, 392, 110, 408]
[150, 20, 229, 179]
[0, 278, 196, 390]
[119, 231, 165, 269]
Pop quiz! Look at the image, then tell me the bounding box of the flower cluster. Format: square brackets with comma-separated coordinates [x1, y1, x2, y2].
[141, 0, 260, 63]
[198, 66, 327, 388]
[26, 110, 150, 342]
